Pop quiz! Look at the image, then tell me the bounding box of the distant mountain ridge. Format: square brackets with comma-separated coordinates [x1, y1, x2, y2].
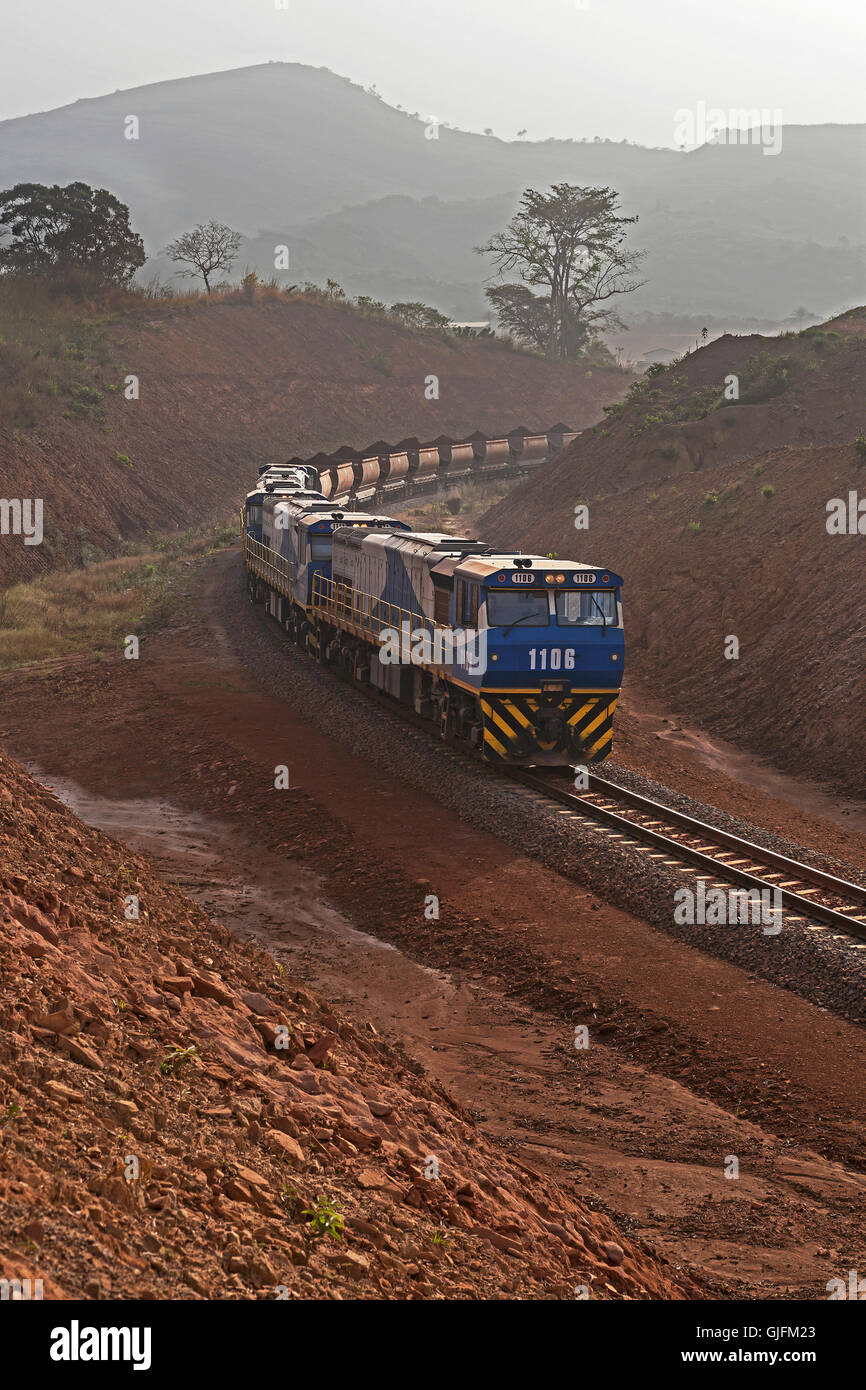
[1, 63, 863, 319]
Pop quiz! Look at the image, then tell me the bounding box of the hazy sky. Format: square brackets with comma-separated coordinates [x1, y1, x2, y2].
[3, 0, 864, 145]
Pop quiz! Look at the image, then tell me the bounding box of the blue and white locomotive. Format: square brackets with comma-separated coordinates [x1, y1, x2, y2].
[242, 462, 624, 765]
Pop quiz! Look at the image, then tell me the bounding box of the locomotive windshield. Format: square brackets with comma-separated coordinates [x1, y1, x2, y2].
[309, 536, 333, 561]
[556, 590, 617, 626]
[487, 590, 549, 628]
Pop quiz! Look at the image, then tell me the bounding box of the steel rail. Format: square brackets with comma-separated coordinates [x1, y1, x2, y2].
[511, 768, 866, 941]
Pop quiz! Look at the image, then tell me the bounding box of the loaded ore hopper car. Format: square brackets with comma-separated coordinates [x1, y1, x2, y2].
[310, 529, 625, 765]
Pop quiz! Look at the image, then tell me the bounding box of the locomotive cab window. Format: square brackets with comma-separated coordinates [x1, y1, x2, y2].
[487, 590, 550, 628]
[556, 590, 618, 626]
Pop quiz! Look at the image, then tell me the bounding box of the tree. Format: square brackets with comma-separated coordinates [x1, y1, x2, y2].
[389, 301, 451, 331]
[0, 182, 145, 283]
[486, 283, 599, 356]
[477, 183, 645, 359]
[484, 284, 553, 352]
[163, 220, 242, 293]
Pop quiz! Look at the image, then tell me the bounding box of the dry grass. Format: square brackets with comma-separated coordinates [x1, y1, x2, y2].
[0, 275, 118, 429]
[0, 271, 536, 433]
[0, 520, 237, 669]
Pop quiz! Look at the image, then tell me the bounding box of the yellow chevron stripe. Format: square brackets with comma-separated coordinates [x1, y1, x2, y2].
[505, 701, 533, 729]
[581, 703, 614, 738]
[568, 701, 597, 727]
[483, 726, 508, 757]
[588, 726, 613, 757]
[481, 698, 520, 741]
[489, 706, 521, 742]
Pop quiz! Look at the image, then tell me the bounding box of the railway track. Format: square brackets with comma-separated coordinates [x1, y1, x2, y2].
[245, 562, 866, 948]
[510, 767, 866, 944]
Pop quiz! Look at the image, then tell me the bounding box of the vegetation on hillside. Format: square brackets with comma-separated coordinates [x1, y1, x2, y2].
[598, 328, 859, 438]
[0, 273, 120, 429]
[0, 519, 236, 669]
[163, 219, 242, 293]
[0, 176, 631, 433]
[0, 182, 145, 283]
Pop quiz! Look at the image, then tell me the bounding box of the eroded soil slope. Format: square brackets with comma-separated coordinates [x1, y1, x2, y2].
[482, 313, 866, 796]
[0, 293, 629, 587]
[0, 746, 694, 1301]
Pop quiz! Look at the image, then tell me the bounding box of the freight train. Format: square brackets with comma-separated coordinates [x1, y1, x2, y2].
[242, 425, 624, 766]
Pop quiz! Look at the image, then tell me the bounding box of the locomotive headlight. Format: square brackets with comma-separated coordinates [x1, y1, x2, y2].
[611, 653, 619, 661]
[555, 573, 566, 584]
[545, 573, 555, 583]
[491, 653, 499, 661]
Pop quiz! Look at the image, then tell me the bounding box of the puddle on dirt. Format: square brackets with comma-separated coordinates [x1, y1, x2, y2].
[26, 766, 580, 1122]
[28, 764, 435, 966]
[22, 763, 846, 1292]
[26, 762, 592, 1081]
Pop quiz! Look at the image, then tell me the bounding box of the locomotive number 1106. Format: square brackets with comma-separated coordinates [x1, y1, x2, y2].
[529, 648, 576, 670]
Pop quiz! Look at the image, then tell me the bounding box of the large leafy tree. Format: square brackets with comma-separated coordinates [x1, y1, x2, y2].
[0, 182, 146, 283]
[478, 184, 644, 359]
[163, 220, 242, 293]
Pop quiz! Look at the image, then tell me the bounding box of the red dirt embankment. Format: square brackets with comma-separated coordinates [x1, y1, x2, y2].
[482, 312, 866, 797]
[0, 294, 629, 588]
[0, 747, 694, 1301]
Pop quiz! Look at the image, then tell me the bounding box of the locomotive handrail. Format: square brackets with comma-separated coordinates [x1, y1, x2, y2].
[243, 533, 295, 598]
[311, 573, 455, 672]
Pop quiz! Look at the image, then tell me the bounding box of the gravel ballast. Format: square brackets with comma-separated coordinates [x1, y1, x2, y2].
[224, 557, 866, 1026]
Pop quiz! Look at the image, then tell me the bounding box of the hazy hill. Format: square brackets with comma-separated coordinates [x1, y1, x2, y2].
[1, 64, 863, 320]
[480, 310, 866, 796]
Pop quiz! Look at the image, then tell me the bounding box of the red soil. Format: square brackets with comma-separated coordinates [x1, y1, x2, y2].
[0, 294, 629, 587]
[1, 552, 864, 1299]
[0, 738, 694, 1301]
[482, 313, 866, 797]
